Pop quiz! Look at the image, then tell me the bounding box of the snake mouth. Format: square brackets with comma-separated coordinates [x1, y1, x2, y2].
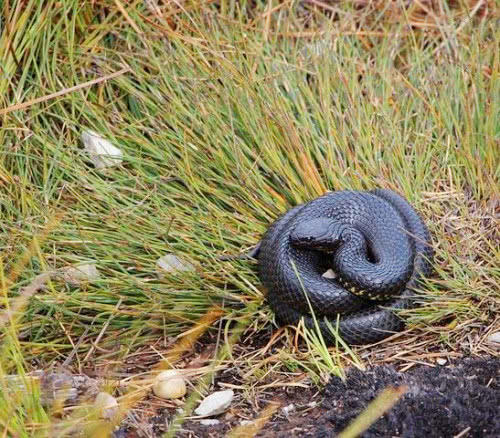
[290, 233, 344, 252]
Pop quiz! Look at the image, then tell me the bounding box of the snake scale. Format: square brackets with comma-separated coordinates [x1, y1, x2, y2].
[250, 188, 433, 345]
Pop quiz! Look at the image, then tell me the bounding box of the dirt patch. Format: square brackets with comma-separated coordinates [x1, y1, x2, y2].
[142, 383, 321, 438]
[114, 356, 498, 437]
[259, 357, 499, 438]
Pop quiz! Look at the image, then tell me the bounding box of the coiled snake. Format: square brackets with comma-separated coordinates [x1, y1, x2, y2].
[243, 188, 433, 345]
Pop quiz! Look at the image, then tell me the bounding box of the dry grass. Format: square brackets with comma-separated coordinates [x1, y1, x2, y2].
[0, 0, 498, 436]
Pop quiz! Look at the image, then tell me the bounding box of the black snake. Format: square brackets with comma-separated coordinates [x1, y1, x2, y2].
[243, 188, 433, 345]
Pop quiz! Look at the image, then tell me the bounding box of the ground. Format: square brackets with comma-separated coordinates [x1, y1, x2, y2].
[112, 355, 499, 437]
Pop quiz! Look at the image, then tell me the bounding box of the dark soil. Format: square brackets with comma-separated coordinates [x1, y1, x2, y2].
[261, 357, 499, 438]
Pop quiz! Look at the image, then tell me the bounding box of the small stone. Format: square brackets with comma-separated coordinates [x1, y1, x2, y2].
[282, 404, 295, 415]
[199, 419, 220, 426]
[240, 420, 253, 426]
[436, 358, 447, 366]
[156, 254, 195, 277]
[82, 130, 123, 169]
[152, 370, 186, 400]
[61, 263, 100, 286]
[300, 39, 333, 59]
[322, 269, 337, 279]
[194, 390, 234, 417]
[486, 332, 500, 349]
[38, 372, 77, 406]
[94, 392, 118, 419]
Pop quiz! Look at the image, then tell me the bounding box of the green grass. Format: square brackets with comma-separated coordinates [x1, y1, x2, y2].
[0, 0, 499, 435]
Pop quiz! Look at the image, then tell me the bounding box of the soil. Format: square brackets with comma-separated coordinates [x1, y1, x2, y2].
[124, 356, 499, 438]
[262, 357, 499, 438]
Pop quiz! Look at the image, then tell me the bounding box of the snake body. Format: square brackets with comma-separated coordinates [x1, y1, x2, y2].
[255, 188, 433, 345]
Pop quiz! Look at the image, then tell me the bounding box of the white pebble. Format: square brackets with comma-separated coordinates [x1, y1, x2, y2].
[322, 269, 337, 279]
[61, 263, 100, 286]
[153, 370, 186, 400]
[282, 403, 295, 415]
[436, 358, 447, 366]
[94, 392, 118, 419]
[194, 390, 234, 417]
[486, 332, 500, 349]
[81, 130, 123, 169]
[156, 254, 195, 277]
[199, 419, 220, 426]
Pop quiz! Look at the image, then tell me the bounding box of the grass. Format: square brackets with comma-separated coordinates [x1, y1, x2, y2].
[0, 0, 499, 436]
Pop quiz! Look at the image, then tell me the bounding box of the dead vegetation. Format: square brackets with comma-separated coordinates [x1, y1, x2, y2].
[0, 0, 498, 436]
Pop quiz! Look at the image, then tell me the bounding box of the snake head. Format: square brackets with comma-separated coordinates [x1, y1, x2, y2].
[290, 218, 348, 252]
